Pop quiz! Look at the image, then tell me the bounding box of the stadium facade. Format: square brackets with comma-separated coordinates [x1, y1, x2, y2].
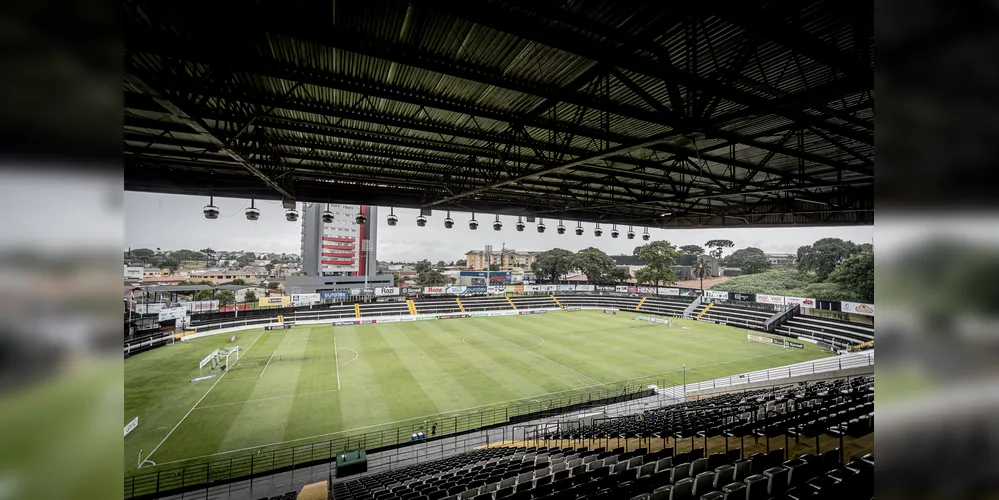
[301, 203, 378, 277]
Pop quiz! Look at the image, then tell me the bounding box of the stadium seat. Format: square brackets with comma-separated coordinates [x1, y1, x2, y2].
[669, 477, 693, 500]
[691, 471, 715, 498]
[721, 482, 746, 500]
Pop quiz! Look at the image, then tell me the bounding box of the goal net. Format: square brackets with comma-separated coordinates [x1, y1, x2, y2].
[633, 314, 673, 327]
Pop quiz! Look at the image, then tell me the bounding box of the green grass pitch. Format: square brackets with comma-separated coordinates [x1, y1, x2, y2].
[124, 311, 831, 475]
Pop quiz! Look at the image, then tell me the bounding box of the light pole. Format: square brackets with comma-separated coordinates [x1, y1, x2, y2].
[682, 364, 686, 402]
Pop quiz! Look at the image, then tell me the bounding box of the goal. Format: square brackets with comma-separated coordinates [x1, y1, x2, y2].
[633, 314, 673, 327]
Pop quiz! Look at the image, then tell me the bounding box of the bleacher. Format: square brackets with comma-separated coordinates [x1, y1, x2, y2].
[639, 297, 691, 318]
[691, 304, 773, 329]
[776, 316, 873, 350]
[461, 297, 517, 312]
[413, 298, 463, 315]
[556, 295, 641, 311]
[330, 376, 872, 500]
[511, 296, 559, 310]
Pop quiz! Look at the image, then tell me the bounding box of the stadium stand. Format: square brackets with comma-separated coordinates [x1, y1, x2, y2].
[689, 303, 773, 330]
[328, 376, 872, 500]
[776, 316, 874, 351]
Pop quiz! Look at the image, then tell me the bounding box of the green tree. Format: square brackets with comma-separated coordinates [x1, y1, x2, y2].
[394, 274, 406, 286]
[694, 256, 710, 291]
[571, 247, 618, 285]
[677, 245, 705, 266]
[488, 263, 502, 271]
[705, 240, 734, 260]
[437, 260, 446, 268]
[265, 281, 281, 290]
[417, 269, 446, 286]
[162, 257, 181, 272]
[216, 290, 236, 305]
[264, 263, 275, 272]
[797, 238, 859, 280]
[244, 290, 257, 302]
[610, 266, 632, 283]
[725, 247, 771, 274]
[530, 248, 575, 283]
[456, 259, 467, 267]
[228, 278, 247, 286]
[193, 289, 214, 301]
[172, 249, 204, 262]
[131, 248, 155, 260]
[634, 241, 679, 286]
[828, 251, 874, 303]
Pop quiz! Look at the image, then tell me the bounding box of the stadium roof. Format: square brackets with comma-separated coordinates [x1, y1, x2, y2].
[124, 0, 873, 229]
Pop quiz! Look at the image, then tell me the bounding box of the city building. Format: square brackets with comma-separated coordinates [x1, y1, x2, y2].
[464, 249, 539, 270]
[124, 265, 144, 280]
[301, 203, 378, 277]
[765, 252, 797, 268]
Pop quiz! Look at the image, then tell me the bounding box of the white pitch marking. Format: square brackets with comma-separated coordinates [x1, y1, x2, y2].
[475, 326, 603, 386]
[138, 329, 267, 468]
[259, 350, 276, 378]
[334, 335, 341, 391]
[338, 348, 360, 366]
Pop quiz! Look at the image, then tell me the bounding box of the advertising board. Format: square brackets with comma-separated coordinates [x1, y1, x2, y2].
[575, 285, 595, 292]
[596, 286, 615, 292]
[158, 306, 187, 322]
[444, 285, 467, 294]
[374, 287, 399, 296]
[518, 309, 547, 315]
[436, 313, 470, 319]
[320, 290, 350, 300]
[840, 301, 875, 316]
[557, 284, 576, 291]
[291, 293, 321, 305]
[638, 286, 657, 294]
[603, 309, 617, 315]
[467, 286, 488, 294]
[124, 417, 138, 437]
[487, 286, 507, 294]
[424, 286, 445, 294]
[133, 302, 166, 314]
[616, 286, 629, 293]
[657, 287, 680, 296]
[756, 294, 785, 305]
[265, 324, 293, 330]
[729, 292, 756, 302]
[402, 287, 423, 294]
[784, 296, 817, 308]
[628, 286, 638, 293]
[704, 290, 729, 300]
[259, 296, 291, 307]
[523, 285, 540, 292]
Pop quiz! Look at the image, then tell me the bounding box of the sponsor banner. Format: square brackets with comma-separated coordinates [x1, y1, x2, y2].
[519, 309, 549, 315]
[444, 285, 467, 294]
[124, 417, 138, 437]
[628, 286, 638, 293]
[487, 285, 507, 294]
[756, 294, 785, 305]
[558, 284, 576, 291]
[603, 309, 617, 315]
[132, 302, 166, 314]
[657, 287, 680, 296]
[596, 285, 615, 292]
[704, 290, 729, 300]
[563, 307, 583, 312]
[638, 286, 657, 294]
[522, 285, 540, 292]
[402, 287, 423, 294]
[539, 285, 557, 292]
[229, 334, 237, 342]
[575, 285, 595, 292]
[841, 301, 875, 316]
[259, 296, 291, 307]
[359, 319, 377, 324]
[424, 286, 445, 294]
[784, 296, 817, 308]
[748, 333, 773, 344]
[291, 293, 321, 305]
[190, 374, 217, 383]
[729, 292, 756, 302]
[436, 313, 470, 319]
[158, 306, 187, 322]
[679, 289, 699, 297]
[265, 324, 292, 330]
[459, 271, 487, 277]
[332, 320, 358, 326]
[466, 286, 488, 294]
[511, 285, 524, 293]
[199, 348, 219, 370]
[375, 287, 400, 296]
[378, 317, 401, 323]
[470, 312, 490, 317]
[615, 286, 629, 293]
[320, 290, 350, 300]
[400, 317, 416, 322]
[177, 300, 219, 313]
[350, 288, 362, 296]
[363, 288, 375, 295]
[488, 310, 520, 317]
[415, 316, 435, 321]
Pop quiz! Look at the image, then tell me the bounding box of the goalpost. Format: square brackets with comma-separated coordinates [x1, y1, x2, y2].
[634, 314, 673, 327]
[197, 346, 240, 376]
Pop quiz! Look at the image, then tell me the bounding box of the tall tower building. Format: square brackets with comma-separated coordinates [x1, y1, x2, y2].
[300, 203, 378, 277]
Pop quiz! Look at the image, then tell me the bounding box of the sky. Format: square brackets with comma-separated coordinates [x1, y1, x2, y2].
[123, 192, 884, 262]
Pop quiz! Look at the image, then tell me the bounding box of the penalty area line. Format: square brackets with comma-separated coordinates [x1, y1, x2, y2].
[334, 335, 341, 391]
[260, 350, 276, 378]
[138, 329, 267, 468]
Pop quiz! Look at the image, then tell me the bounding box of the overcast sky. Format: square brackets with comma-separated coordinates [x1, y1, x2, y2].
[123, 192, 884, 262]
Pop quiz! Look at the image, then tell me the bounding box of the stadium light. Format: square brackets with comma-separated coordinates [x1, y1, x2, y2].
[244, 199, 260, 221]
[610, 224, 619, 238]
[516, 216, 525, 232]
[416, 214, 427, 227]
[354, 211, 366, 225]
[574, 221, 584, 236]
[493, 214, 503, 231]
[387, 207, 398, 226]
[322, 203, 334, 223]
[285, 206, 300, 222]
[537, 217, 546, 233]
[203, 196, 219, 219]
[642, 227, 651, 241]
[444, 210, 454, 229]
[594, 223, 602, 237]
[627, 225, 636, 239]
[556, 219, 566, 234]
[469, 212, 479, 230]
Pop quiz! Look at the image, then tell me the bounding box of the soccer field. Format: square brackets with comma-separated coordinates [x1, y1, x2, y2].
[124, 311, 830, 475]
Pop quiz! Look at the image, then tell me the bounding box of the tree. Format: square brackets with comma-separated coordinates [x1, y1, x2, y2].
[827, 251, 874, 303]
[530, 248, 575, 283]
[244, 290, 257, 302]
[633, 241, 679, 286]
[131, 248, 155, 260]
[694, 256, 710, 291]
[797, 238, 859, 280]
[437, 260, 446, 268]
[414, 259, 432, 274]
[677, 245, 705, 266]
[265, 263, 275, 272]
[456, 259, 467, 267]
[228, 278, 247, 286]
[725, 247, 771, 274]
[266, 281, 281, 290]
[488, 263, 502, 271]
[394, 274, 406, 286]
[705, 240, 734, 260]
[216, 290, 236, 305]
[571, 247, 618, 285]
[610, 266, 632, 283]
[193, 289, 214, 301]
[162, 257, 180, 272]
[417, 269, 447, 286]
[172, 249, 204, 262]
